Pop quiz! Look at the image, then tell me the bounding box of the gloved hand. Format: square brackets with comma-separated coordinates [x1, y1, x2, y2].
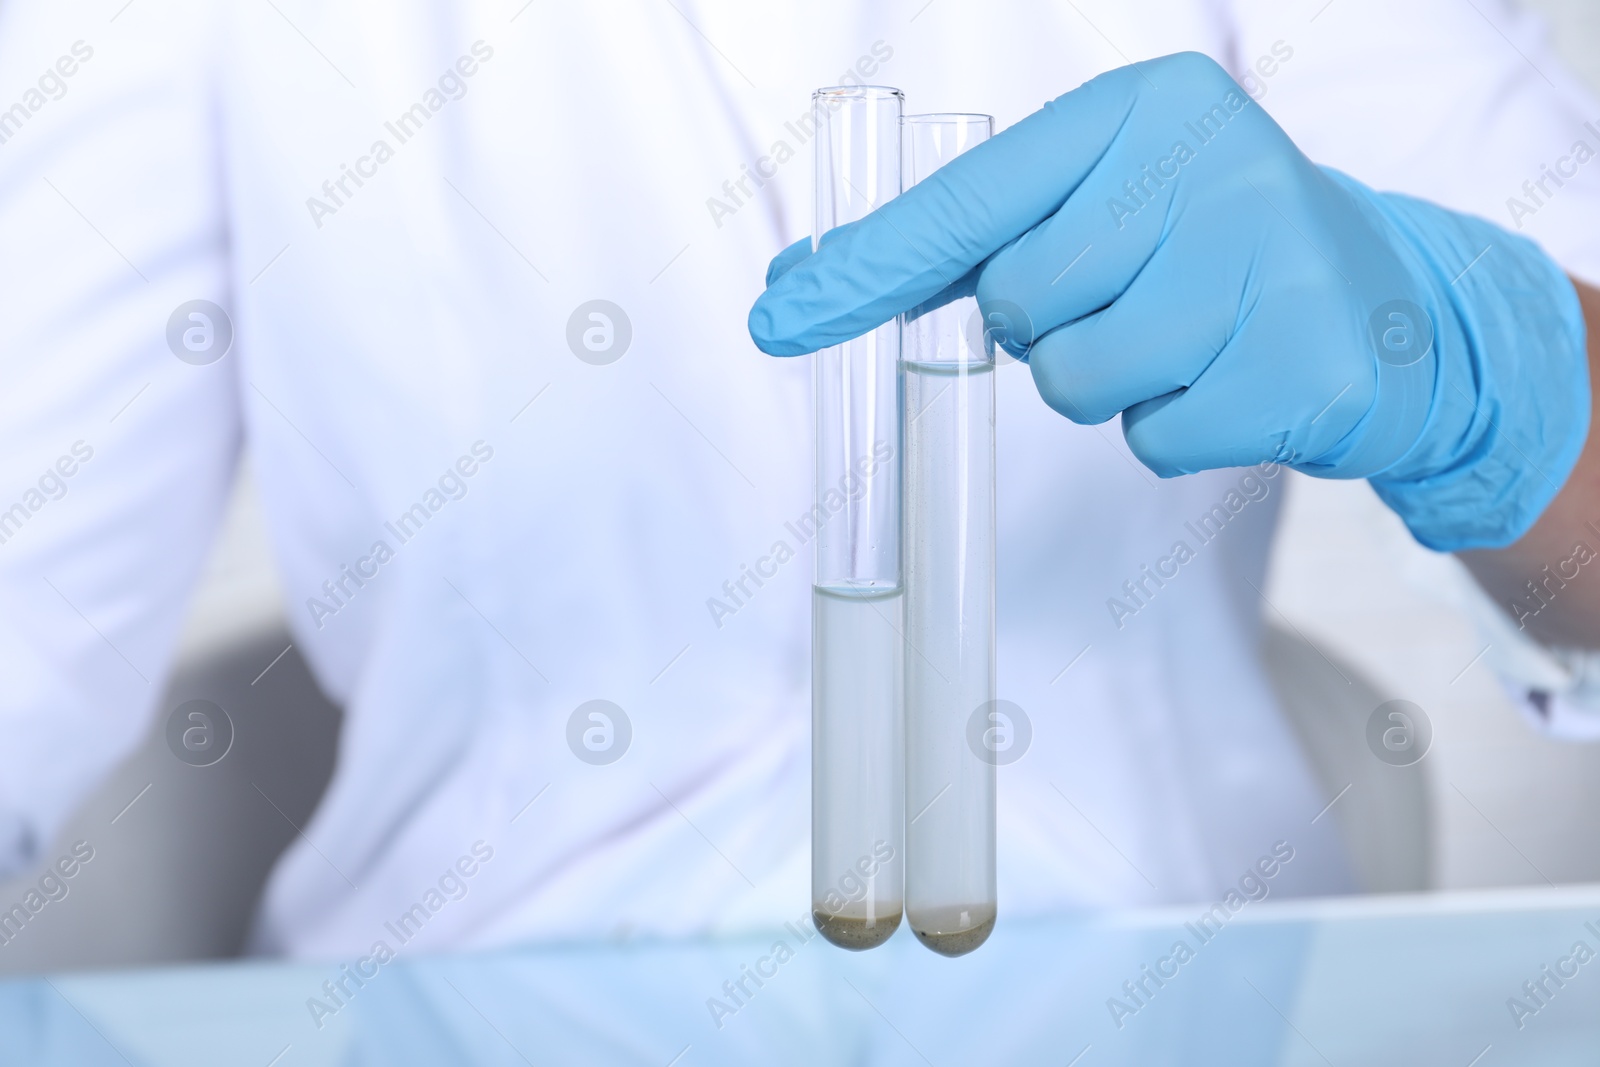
[749, 52, 1590, 552]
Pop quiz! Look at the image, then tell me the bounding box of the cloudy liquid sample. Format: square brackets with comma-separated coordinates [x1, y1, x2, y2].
[902, 357, 997, 958]
[897, 112, 999, 958]
[812, 582, 904, 950]
[810, 86, 907, 952]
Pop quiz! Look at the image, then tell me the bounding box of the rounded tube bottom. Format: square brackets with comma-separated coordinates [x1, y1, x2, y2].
[909, 904, 996, 957]
[813, 907, 903, 951]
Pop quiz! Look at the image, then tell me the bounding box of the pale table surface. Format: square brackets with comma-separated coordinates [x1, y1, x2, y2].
[4, 885, 1599, 1066]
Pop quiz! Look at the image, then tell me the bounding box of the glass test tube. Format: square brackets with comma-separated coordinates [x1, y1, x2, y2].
[811, 85, 906, 950]
[902, 113, 997, 957]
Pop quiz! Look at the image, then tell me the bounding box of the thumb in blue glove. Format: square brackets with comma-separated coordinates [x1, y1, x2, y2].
[749, 52, 1589, 552]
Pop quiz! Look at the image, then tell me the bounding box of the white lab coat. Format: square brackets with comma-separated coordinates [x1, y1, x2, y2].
[1, 0, 1597, 959]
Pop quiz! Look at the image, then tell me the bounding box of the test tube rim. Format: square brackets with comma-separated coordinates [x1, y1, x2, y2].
[903, 112, 995, 125]
[813, 84, 905, 101]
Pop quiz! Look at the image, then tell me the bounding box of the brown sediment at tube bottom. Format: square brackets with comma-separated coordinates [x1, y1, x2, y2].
[813, 908, 903, 950]
[911, 904, 997, 957]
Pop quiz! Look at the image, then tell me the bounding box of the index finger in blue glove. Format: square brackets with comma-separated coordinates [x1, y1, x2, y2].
[748, 64, 1152, 356]
[765, 237, 814, 287]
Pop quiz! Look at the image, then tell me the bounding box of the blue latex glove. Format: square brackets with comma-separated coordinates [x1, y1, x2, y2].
[750, 52, 1590, 552]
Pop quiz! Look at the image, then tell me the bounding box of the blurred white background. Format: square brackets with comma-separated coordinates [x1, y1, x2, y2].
[3, 0, 1598, 974]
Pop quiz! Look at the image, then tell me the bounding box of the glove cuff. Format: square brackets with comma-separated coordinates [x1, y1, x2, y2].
[1359, 185, 1590, 552]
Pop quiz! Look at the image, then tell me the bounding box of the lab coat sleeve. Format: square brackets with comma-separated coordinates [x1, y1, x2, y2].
[0, 0, 237, 875]
[1438, 556, 1600, 740]
[1219, 0, 1600, 286]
